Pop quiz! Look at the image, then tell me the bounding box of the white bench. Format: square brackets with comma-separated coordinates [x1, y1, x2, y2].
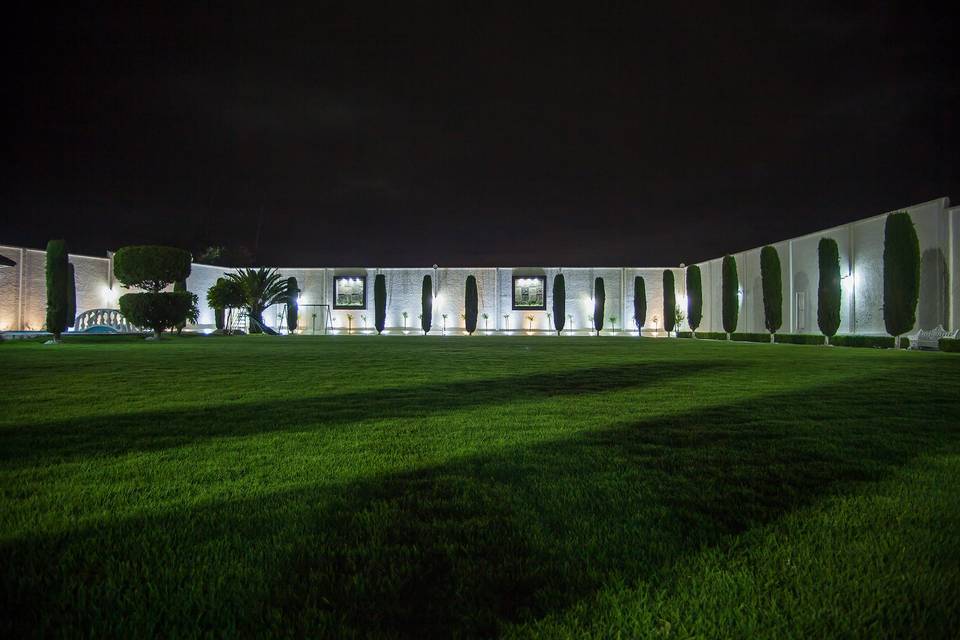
[909, 325, 958, 350]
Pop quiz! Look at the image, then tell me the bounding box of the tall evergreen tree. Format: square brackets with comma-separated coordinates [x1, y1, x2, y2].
[760, 245, 782, 337]
[45, 239, 69, 341]
[593, 277, 605, 335]
[421, 275, 433, 334]
[663, 270, 677, 334]
[686, 265, 702, 334]
[721, 255, 739, 336]
[552, 273, 566, 335]
[634, 276, 647, 333]
[373, 274, 386, 334]
[883, 212, 920, 345]
[287, 277, 300, 333]
[817, 238, 842, 340]
[464, 275, 478, 334]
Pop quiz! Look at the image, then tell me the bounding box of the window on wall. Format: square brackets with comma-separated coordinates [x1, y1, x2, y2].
[512, 276, 546, 310]
[333, 276, 366, 309]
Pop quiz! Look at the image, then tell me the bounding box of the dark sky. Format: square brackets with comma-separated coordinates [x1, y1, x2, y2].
[5, 3, 957, 267]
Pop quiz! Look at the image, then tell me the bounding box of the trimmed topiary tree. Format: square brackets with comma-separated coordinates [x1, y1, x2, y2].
[817, 238, 841, 342]
[760, 245, 782, 340]
[66, 263, 76, 333]
[287, 277, 300, 333]
[552, 273, 565, 335]
[663, 270, 677, 335]
[883, 211, 921, 347]
[593, 277, 605, 335]
[421, 275, 433, 334]
[721, 254, 739, 337]
[45, 239, 69, 341]
[114, 245, 193, 338]
[686, 265, 702, 336]
[464, 275, 478, 335]
[370, 274, 385, 334]
[634, 276, 646, 333]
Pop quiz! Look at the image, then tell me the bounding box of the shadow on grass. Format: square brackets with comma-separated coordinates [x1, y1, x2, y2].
[0, 360, 732, 467]
[3, 374, 959, 637]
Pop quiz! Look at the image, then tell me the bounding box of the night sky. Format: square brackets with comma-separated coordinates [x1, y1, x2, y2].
[5, 3, 958, 267]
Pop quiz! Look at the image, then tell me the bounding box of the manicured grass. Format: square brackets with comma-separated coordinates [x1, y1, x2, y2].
[1, 335, 958, 637]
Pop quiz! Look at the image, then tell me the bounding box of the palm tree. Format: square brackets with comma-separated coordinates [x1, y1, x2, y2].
[225, 268, 291, 334]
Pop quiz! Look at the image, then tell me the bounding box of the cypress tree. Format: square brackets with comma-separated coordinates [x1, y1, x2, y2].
[287, 277, 300, 333]
[212, 277, 226, 331]
[66, 263, 77, 333]
[373, 274, 386, 334]
[817, 238, 841, 340]
[686, 265, 702, 334]
[45, 239, 69, 341]
[421, 275, 433, 334]
[593, 277, 605, 335]
[760, 245, 782, 336]
[721, 254, 739, 336]
[883, 211, 920, 343]
[464, 275, 478, 334]
[663, 270, 677, 334]
[552, 273, 566, 334]
[634, 276, 646, 332]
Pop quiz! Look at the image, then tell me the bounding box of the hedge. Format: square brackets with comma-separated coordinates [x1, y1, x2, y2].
[593, 277, 605, 335]
[883, 211, 921, 339]
[731, 332, 771, 343]
[45, 239, 69, 339]
[119, 292, 194, 337]
[552, 274, 566, 334]
[775, 333, 830, 345]
[464, 275, 478, 335]
[663, 270, 677, 334]
[760, 245, 782, 334]
[686, 265, 702, 333]
[288, 277, 300, 333]
[694, 331, 729, 341]
[829, 335, 898, 349]
[940, 338, 960, 353]
[113, 245, 192, 292]
[634, 276, 646, 331]
[421, 275, 432, 334]
[817, 238, 841, 338]
[721, 255, 739, 335]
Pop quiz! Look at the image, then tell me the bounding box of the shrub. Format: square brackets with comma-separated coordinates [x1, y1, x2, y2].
[731, 332, 771, 343]
[173, 280, 188, 334]
[45, 239, 69, 340]
[119, 292, 194, 336]
[721, 255, 739, 335]
[214, 306, 225, 331]
[287, 277, 300, 333]
[113, 246, 192, 292]
[593, 278, 605, 335]
[207, 277, 242, 332]
[696, 331, 730, 341]
[663, 270, 677, 334]
[464, 275, 478, 334]
[829, 335, 896, 349]
[760, 245, 782, 335]
[421, 275, 432, 334]
[940, 338, 960, 353]
[883, 211, 921, 341]
[66, 263, 76, 332]
[634, 276, 646, 331]
[817, 238, 841, 339]
[552, 274, 566, 334]
[774, 333, 826, 345]
[686, 265, 702, 333]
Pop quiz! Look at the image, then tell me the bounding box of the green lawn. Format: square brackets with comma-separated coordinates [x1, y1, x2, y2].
[1, 335, 959, 638]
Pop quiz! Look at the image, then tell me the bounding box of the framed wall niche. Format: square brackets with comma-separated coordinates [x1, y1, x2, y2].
[333, 275, 367, 309]
[512, 275, 546, 310]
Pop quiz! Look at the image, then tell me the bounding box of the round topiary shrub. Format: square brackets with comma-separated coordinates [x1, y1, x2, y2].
[120, 292, 194, 337]
[113, 246, 192, 292]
